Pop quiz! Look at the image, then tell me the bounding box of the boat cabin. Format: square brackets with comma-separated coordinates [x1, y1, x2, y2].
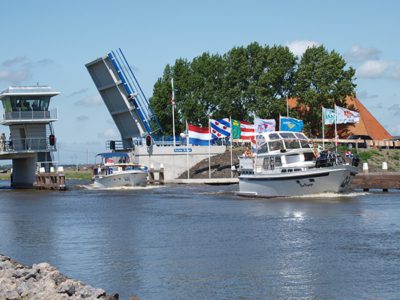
[93, 152, 147, 176]
[240, 131, 317, 174]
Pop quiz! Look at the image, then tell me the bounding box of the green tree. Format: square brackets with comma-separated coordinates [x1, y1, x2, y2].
[252, 45, 296, 119]
[293, 46, 356, 136]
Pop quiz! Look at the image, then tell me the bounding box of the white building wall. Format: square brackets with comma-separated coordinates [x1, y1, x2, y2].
[134, 145, 226, 181]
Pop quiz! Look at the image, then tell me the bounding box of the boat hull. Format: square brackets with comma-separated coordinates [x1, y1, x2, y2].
[238, 165, 358, 197]
[93, 170, 147, 188]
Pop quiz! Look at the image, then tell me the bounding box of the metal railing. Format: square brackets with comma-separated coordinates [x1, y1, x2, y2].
[2, 108, 58, 122]
[0, 138, 56, 153]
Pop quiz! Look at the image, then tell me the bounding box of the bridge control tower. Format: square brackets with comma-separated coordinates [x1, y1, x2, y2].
[0, 86, 59, 188]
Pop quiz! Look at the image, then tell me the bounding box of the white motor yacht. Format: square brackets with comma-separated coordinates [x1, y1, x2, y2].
[238, 131, 359, 197]
[93, 152, 148, 188]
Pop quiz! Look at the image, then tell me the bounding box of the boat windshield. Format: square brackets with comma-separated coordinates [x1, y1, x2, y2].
[294, 132, 311, 148]
[279, 132, 301, 149]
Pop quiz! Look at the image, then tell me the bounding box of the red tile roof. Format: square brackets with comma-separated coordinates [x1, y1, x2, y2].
[288, 97, 392, 140]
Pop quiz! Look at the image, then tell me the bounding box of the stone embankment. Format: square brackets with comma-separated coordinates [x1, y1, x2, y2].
[0, 254, 120, 300]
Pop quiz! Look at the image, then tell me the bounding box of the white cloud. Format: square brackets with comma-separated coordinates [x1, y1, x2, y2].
[98, 128, 119, 139]
[286, 40, 320, 57]
[356, 60, 391, 78]
[345, 45, 381, 62]
[0, 56, 54, 84]
[75, 95, 103, 106]
[0, 69, 31, 83]
[2, 56, 28, 67]
[388, 104, 400, 116]
[68, 88, 88, 98]
[394, 64, 400, 79]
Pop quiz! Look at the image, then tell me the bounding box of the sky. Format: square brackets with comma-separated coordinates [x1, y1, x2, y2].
[1, 0, 399, 164]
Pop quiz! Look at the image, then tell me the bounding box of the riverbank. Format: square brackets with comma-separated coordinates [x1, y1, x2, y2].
[0, 253, 122, 300]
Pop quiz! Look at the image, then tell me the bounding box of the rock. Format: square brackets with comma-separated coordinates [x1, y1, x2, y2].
[0, 253, 121, 299]
[105, 293, 119, 300]
[5, 290, 20, 300]
[58, 279, 77, 296]
[16, 281, 33, 297]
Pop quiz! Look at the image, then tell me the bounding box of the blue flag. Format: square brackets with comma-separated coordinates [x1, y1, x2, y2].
[279, 116, 304, 132]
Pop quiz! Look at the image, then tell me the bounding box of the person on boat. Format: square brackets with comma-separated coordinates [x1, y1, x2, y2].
[243, 147, 253, 157]
[0, 133, 6, 151]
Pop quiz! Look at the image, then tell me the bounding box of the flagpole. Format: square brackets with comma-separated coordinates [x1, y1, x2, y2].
[286, 96, 289, 117]
[185, 120, 190, 179]
[171, 78, 176, 147]
[322, 107, 325, 151]
[334, 104, 338, 152]
[279, 114, 281, 131]
[230, 116, 233, 178]
[208, 116, 211, 179]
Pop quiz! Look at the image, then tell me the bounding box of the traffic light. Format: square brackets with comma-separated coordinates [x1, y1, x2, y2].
[110, 140, 115, 150]
[145, 135, 152, 147]
[49, 134, 56, 146]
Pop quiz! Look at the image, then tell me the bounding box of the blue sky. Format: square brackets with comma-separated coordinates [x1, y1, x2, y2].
[1, 0, 399, 163]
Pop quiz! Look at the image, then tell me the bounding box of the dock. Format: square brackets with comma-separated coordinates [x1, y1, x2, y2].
[351, 172, 400, 192]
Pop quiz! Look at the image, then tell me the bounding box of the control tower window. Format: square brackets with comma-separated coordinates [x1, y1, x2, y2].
[11, 97, 50, 111]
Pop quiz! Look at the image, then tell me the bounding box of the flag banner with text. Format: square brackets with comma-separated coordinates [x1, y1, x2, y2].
[254, 117, 276, 133]
[336, 106, 360, 124]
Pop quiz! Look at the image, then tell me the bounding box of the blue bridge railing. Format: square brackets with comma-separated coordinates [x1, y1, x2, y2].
[108, 49, 162, 137]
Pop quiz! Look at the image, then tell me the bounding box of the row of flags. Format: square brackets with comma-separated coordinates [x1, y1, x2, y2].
[187, 105, 360, 146]
[188, 116, 304, 145]
[323, 105, 360, 125]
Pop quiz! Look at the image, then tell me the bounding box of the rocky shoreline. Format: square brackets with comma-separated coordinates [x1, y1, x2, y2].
[0, 254, 121, 300]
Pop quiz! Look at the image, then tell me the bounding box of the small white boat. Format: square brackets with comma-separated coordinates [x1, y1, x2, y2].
[92, 152, 148, 188]
[238, 131, 359, 197]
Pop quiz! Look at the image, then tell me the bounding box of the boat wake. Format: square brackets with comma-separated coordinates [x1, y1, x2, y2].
[285, 191, 369, 199]
[78, 184, 165, 191]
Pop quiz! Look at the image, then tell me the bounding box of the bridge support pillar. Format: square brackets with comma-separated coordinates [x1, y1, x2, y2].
[11, 157, 37, 188]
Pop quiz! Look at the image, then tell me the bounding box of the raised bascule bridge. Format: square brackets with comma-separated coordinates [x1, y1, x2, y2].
[0, 86, 60, 188]
[86, 49, 225, 181]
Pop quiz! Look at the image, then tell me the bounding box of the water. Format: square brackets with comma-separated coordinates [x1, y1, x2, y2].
[1, 181, 400, 299]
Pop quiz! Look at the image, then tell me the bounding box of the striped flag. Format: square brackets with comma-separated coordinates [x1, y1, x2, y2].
[240, 121, 255, 141]
[210, 118, 231, 139]
[188, 124, 212, 146]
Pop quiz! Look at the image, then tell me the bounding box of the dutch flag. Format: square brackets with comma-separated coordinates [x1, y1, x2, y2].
[188, 124, 212, 146]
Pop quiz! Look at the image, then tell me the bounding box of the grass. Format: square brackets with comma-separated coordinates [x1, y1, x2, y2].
[64, 170, 92, 180]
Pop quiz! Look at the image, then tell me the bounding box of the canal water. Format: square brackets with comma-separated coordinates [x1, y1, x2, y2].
[0, 181, 399, 299]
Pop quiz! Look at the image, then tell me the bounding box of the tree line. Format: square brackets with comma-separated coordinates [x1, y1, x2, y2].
[149, 42, 356, 136]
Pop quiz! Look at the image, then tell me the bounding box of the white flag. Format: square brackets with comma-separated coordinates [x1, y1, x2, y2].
[336, 106, 360, 124]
